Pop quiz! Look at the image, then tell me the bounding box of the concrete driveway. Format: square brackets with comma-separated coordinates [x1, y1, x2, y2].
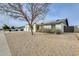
[0, 31, 11, 56]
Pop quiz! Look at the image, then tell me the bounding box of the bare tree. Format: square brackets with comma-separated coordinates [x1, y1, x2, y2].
[0, 3, 50, 35]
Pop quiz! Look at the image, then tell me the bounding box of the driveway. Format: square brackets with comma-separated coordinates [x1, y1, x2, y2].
[0, 31, 11, 56]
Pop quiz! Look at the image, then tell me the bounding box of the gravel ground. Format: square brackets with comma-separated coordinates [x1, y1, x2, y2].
[5, 31, 79, 56]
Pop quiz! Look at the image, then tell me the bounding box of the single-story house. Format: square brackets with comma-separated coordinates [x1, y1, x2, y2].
[37, 19, 69, 33]
[14, 26, 25, 31]
[9, 26, 25, 31]
[24, 18, 69, 33]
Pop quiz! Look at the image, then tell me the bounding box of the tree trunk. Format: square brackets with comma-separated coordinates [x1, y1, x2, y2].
[29, 24, 34, 35]
[31, 28, 33, 35]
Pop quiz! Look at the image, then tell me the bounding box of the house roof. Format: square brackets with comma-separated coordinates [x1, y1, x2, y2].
[37, 18, 69, 26]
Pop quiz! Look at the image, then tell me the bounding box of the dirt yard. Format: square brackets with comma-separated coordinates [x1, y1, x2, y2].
[4, 31, 79, 56]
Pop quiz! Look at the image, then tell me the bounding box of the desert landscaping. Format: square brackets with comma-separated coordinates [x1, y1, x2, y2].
[4, 31, 79, 56]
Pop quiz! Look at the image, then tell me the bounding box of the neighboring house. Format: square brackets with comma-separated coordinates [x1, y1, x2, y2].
[64, 26, 74, 32]
[9, 26, 25, 31]
[15, 26, 25, 31]
[0, 28, 2, 31]
[0, 27, 3, 31]
[24, 18, 69, 33]
[74, 25, 79, 32]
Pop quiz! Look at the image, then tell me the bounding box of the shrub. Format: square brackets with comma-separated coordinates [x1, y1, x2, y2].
[3, 24, 10, 31]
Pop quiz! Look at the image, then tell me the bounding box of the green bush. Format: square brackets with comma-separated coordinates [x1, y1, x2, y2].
[3, 24, 10, 31]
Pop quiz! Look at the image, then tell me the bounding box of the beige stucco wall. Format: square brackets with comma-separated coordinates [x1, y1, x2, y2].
[24, 24, 36, 32]
[55, 23, 65, 33]
[24, 23, 66, 33]
[43, 25, 52, 29]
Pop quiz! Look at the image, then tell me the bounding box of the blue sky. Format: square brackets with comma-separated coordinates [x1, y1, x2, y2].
[45, 3, 79, 26]
[0, 3, 79, 28]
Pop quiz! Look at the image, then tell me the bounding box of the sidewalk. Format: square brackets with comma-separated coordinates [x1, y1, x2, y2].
[0, 31, 11, 56]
